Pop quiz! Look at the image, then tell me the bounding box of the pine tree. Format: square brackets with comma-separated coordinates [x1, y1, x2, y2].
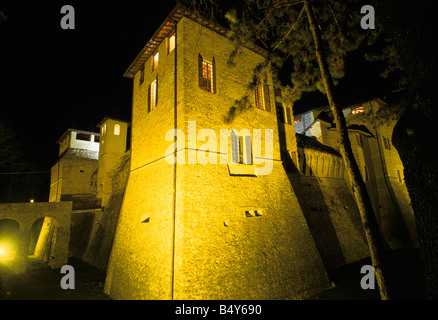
[224, 0, 395, 299]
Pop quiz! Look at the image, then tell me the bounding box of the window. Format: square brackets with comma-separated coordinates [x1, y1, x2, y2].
[152, 52, 159, 71]
[114, 124, 120, 136]
[102, 124, 106, 135]
[79, 165, 85, 173]
[139, 66, 145, 86]
[276, 103, 285, 124]
[76, 133, 91, 141]
[285, 107, 292, 125]
[352, 106, 365, 114]
[397, 169, 402, 182]
[168, 33, 175, 53]
[198, 54, 215, 93]
[148, 77, 158, 112]
[231, 130, 252, 165]
[254, 83, 271, 111]
[383, 136, 391, 150]
[94, 135, 100, 143]
[294, 116, 302, 124]
[255, 86, 264, 110]
[356, 133, 362, 148]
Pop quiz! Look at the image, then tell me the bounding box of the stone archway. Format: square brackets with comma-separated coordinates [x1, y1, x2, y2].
[0, 202, 71, 273]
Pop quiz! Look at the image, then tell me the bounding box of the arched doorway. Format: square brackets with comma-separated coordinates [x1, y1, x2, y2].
[0, 219, 20, 261]
[29, 217, 59, 264]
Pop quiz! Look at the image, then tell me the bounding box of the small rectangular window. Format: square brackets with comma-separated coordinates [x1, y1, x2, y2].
[168, 33, 175, 53]
[76, 133, 91, 141]
[94, 135, 100, 143]
[79, 165, 85, 173]
[114, 124, 120, 136]
[152, 52, 159, 71]
[139, 66, 145, 86]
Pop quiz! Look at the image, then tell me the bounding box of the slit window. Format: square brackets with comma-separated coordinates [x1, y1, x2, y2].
[139, 66, 145, 86]
[152, 52, 159, 71]
[148, 77, 158, 112]
[168, 33, 175, 53]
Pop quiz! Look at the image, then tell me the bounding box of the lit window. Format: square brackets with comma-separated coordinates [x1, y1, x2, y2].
[198, 54, 215, 93]
[255, 86, 264, 110]
[352, 106, 365, 114]
[168, 33, 175, 53]
[294, 116, 302, 124]
[102, 124, 106, 135]
[149, 78, 158, 111]
[114, 124, 120, 136]
[152, 52, 159, 71]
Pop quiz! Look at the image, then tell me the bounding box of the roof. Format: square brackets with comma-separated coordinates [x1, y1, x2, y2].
[123, 4, 268, 79]
[296, 134, 341, 156]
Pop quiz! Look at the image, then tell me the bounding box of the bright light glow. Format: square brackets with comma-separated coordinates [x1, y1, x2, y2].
[30, 199, 34, 203]
[0, 242, 15, 260]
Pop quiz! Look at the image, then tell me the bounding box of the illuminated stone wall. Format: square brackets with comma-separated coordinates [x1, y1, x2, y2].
[49, 155, 98, 202]
[105, 16, 331, 300]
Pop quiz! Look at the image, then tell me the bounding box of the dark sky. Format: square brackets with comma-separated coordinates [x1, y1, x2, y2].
[1, 1, 176, 169]
[1, 0, 395, 171]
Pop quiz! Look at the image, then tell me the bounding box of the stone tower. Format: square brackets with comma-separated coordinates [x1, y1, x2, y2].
[96, 117, 129, 208]
[104, 5, 331, 299]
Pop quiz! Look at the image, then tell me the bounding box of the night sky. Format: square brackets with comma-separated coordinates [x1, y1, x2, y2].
[1, 1, 177, 170]
[1, 1, 393, 172]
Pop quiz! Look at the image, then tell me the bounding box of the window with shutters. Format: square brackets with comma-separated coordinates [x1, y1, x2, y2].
[231, 130, 252, 165]
[254, 83, 271, 112]
[148, 77, 158, 112]
[198, 54, 215, 93]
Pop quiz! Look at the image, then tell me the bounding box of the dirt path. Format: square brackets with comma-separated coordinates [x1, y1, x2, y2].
[0, 250, 428, 300]
[0, 258, 110, 300]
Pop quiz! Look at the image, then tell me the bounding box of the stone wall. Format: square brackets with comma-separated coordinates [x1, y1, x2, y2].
[0, 202, 71, 272]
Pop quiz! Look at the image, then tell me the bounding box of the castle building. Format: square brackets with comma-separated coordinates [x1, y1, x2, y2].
[102, 5, 369, 300]
[42, 5, 416, 300]
[293, 99, 418, 250]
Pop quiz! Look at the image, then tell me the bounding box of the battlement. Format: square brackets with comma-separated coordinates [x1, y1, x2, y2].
[56, 129, 100, 159]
